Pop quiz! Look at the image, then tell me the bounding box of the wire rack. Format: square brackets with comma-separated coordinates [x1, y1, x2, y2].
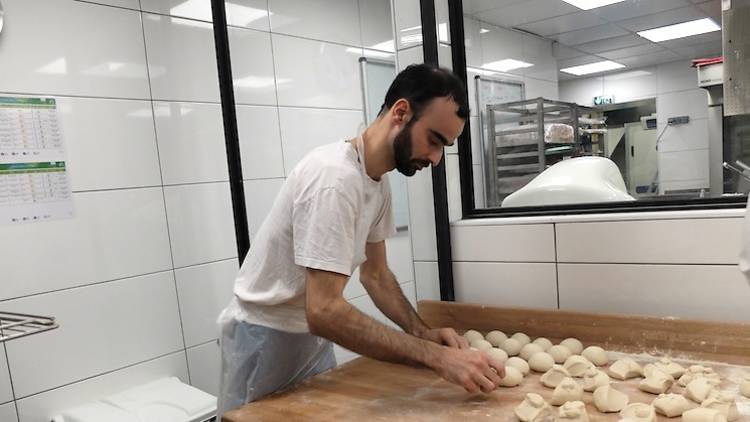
[0, 311, 58, 343]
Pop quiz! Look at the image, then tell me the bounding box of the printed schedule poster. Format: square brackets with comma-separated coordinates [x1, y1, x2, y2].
[0, 97, 74, 224]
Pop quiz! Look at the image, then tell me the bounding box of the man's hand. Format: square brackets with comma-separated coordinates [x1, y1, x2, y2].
[420, 327, 469, 349]
[429, 347, 506, 394]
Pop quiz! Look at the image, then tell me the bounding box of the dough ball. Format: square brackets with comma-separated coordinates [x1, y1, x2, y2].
[500, 365, 523, 387]
[470, 338, 493, 352]
[701, 391, 739, 422]
[463, 329, 484, 344]
[511, 332, 531, 346]
[532, 337, 553, 351]
[740, 376, 750, 398]
[682, 408, 727, 422]
[548, 345, 573, 364]
[581, 346, 608, 366]
[582, 367, 610, 392]
[654, 357, 686, 378]
[515, 393, 554, 422]
[558, 401, 589, 422]
[619, 403, 657, 422]
[608, 358, 643, 380]
[593, 384, 629, 413]
[529, 352, 555, 373]
[563, 355, 594, 377]
[485, 347, 508, 364]
[485, 330, 507, 347]
[501, 338, 523, 356]
[652, 393, 696, 418]
[507, 356, 530, 376]
[541, 364, 571, 388]
[560, 338, 584, 355]
[550, 377, 583, 406]
[520, 343, 545, 361]
[685, 378, 715, 403]
[638, 367, 674, 395]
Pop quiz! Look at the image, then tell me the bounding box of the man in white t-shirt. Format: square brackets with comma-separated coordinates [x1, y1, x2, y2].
[217, 64, 506, 417]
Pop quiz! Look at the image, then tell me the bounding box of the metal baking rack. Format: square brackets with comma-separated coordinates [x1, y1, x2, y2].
[0, 311, 58, 343]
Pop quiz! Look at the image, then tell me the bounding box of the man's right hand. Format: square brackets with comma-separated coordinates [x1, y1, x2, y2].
[429, 347, 506, 394]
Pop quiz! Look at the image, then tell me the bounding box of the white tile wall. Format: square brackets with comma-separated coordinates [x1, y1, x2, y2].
[452, 224, 555, 262]
[186, 341, 222, 397]
[558, 263, 750, 323]
[480, 26, 526, 77]
[0, 347, 11, 404]
[228, 27, 278, 106]
[0, 403, 17, 422]
[237, 105, 285, 180]
[342, 233, 416, 300]
[407, 167, 438, 261]
[446, 155, 462, 223]
[244, 178, 286, 239]
[414, 261, 440, 302]
[175, 259, 239, 348]
[272, 35, 363, 109]
[3, 271, 184, 398]
[142, 13, 220, 103]
[0, 0, 150, 99]
[360, 0, 395, 52]
[79, 0, 141, 10]
[453, 262, 558, 309]
[269, 0, 361, 46]
[140, 0, 213, 21]
[54, 96, 161, 191]
[164, 182, 238, 268]
[226, 0, 272, 31]
[556, 218, 743, 264]
[393, 0, 422, 49]
[16, 351, 189, 421]
[1, 188, 172, 300]
[277, 107, 363, 174]
[464, 17, 483, 69]
[154, 102, 228, 185]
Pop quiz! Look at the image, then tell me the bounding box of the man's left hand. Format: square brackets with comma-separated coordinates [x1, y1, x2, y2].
[420, 328, 469, 349]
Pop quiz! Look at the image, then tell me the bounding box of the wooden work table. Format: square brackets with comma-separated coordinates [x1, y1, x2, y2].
[223, 301, 750, 422]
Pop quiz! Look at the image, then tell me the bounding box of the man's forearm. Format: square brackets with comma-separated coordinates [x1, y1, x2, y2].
[308, 297, 440, 367]
[364, 269, 430, 337]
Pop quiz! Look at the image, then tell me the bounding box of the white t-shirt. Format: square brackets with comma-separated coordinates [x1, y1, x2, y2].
[227, 137, 396, 333]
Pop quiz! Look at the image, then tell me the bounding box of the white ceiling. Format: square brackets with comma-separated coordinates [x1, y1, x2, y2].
[464, 0, 723, 79]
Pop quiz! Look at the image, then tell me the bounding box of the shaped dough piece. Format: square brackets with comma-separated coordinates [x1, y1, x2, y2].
[515, 393, 554, 422]
[529, 352, 555, 373]
[740, 377, 750, 398]
[564, 355, 594, 377]
[485, 330, 507, 347]
[471, 339, 493, 352]
[609, 358, 643, 380]
[550, 377, 584, 406]
[639, 367, 674, 394]
[582, 346, 608, 366]
[486, 347, 508, 364]
[654, 357, 686, 378]
[701, 391, 739, 422]
[500, 365, 524, 387]
[532, 337, 553, 351]
[507, 356, 530, 376]
[511, 332, 532, 346]
[558, 401, 589, 422]
[463, 329, 484, 344]
[593, 384, 629, 412]
[619, 403, 657, 422]
[682, 408, 727, 422]
[548, 345, 573, 364]
[652, 393, 696, 418]
[541, 364, 571, 388]
[679, 365, 705, 387]
[686, 378, 715, 403]
[502, 338, 523, 356]
[520, 343, 545, 361]
[582, 367, 610, 392]
[560, 338, 584, 355]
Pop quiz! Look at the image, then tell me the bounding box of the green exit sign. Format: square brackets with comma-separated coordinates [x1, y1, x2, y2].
[594, 95, 615, 105]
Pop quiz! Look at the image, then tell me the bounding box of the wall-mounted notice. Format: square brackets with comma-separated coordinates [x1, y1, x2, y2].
[0, 97, 73, 224]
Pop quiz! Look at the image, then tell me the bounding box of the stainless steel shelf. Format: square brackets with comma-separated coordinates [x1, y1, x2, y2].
[0, 311, 58, 343]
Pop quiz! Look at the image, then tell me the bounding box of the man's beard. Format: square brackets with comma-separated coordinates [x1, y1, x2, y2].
[393, 120, 430, 176]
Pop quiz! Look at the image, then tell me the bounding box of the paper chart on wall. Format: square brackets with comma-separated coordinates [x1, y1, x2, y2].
[0, 96, 74, 225]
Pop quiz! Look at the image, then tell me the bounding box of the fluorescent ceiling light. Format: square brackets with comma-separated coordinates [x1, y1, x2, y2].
[637, 18, 720, 42]
[560, 60, 625, 76]
[479, 28, 490, 34]
[483, 59, 534, 72]
[561, 0, 626, 10]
